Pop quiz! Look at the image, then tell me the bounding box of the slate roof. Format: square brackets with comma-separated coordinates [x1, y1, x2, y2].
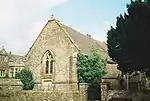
[9, 54, 25, 67]
[61, 24, 110, 60]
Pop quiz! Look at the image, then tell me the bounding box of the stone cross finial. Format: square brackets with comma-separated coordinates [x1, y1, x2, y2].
[50, 14, 54, 20]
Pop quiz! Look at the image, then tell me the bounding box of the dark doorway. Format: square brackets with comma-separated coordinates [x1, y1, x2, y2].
[87, 84, 101, 101]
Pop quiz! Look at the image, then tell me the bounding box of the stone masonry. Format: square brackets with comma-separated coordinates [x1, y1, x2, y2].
[25, 19, 79, 91]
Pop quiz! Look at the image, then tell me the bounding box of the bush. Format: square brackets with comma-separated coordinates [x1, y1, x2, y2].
[16, 68, 34, 90]
[77, 46, 107, 87]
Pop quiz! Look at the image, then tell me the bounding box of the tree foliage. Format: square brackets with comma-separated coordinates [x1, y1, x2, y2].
[16, 68, 34, 90]
[107, 0, 150, 73]
[77, 47, 107, 86]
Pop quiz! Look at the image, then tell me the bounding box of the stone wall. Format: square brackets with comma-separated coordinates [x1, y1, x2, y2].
[0, 79, 89, 101]
[100, 82, 133, 101]
[0, 79, 79, 101]
[101, 83, 108, 101]
[0, 91, 79, 101]
[25, 19, 78, 84]
[79, 83, 88, 101]
[101, 82, 120, 101]
[102, 78, 119, 90]
[0, 78, 22, 93]
[34, 83, 78, 92]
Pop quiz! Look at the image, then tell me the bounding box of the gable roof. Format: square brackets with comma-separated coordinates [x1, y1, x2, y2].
[0, 47, 8, 55]
[26, 19, 111, 62]
[9, 54, 25, 67]
[60, 23, 109, 60]
[26, 19, 81, 57]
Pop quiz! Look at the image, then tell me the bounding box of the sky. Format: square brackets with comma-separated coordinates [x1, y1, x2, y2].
[0, 0, 130, 55]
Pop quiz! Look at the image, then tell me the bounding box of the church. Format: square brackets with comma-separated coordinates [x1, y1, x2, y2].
[0, 18, 118, 91]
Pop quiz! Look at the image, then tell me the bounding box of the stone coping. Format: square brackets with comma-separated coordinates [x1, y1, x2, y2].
[79, 83, 88, 85]
[0, 78, 22, 86]
[102, 77, 118, 79]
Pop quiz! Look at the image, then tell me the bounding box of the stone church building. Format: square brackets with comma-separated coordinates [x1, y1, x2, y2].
[0, 18, 118, 91]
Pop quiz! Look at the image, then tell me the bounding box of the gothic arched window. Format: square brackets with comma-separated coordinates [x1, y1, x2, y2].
[42, 51, 54, 74]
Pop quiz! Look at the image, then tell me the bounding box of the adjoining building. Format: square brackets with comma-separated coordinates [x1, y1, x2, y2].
[0, 47, 25, 78]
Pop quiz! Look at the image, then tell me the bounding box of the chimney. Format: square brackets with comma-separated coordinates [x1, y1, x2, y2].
[86, 34, 91, 38]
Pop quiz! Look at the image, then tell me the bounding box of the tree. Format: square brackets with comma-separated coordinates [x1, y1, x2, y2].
[107, 0, 150, 74]
[16, 68, 34, 90]
[77, 47, 107, 86]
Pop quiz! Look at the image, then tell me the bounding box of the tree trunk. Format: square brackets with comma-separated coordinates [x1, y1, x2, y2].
[126, 72, 129, 91]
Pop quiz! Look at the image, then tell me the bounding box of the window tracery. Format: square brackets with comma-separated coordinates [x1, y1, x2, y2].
[42, 50, 54, 74]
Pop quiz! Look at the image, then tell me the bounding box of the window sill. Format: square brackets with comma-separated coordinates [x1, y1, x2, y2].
[42, 74, 52, 79]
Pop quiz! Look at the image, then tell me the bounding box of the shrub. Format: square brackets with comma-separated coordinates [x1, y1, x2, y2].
[16, 68, 34, 90]
[77, 46, 107, 87]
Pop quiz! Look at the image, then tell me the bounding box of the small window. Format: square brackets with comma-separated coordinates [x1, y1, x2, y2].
[0, 56, 4, 61]
[0, 70, 5, 77]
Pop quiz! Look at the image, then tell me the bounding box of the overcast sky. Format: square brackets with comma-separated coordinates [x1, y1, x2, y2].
[0, 0, 130, 55]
